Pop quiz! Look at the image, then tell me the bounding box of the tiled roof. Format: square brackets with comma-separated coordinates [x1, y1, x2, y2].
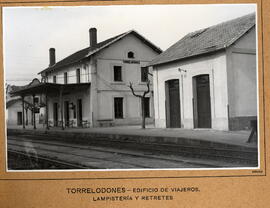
[8, 84, 28, 93]
[149, 13, 256, 66]
[39, 30, 162, 74]
[6, 98, 21, 108]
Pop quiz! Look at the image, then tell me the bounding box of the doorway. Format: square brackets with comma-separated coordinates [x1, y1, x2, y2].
[165, 79, 181, 128]
[53, 102, 58, 126]
[77, 99, 82, 127]
[17, 112, 22, 125]
[193, 74, 211, 128]
[64, 101, 70, 127]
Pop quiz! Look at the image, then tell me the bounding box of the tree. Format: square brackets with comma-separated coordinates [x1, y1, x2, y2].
[128, 81, 150, 129]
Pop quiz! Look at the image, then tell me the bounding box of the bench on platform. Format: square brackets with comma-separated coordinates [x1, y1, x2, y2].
[65, 120, 75, 128]
[98, 119, 114, 127]
[81, 120, 90, 128]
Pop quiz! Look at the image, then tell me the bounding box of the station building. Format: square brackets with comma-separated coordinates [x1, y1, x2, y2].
[10, 28, 162, 129]
[149, 13, 257, 130]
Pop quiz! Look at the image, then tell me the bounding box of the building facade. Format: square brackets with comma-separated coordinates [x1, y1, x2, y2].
[150, 13, 257, 130]
[11, 28, 161, 128]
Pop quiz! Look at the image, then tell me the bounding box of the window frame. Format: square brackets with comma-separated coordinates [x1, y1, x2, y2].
[76, 68, 81, 83]
[34, 97, 39, 104]
[53, 75, 57, 83]
[113, 65, 123, 82]
[141, 66, 149, 82]
[64, 72, 68, 84]
[127, 51, 135, 59]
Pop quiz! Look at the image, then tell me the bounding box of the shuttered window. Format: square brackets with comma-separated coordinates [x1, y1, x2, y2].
[141, 67, 148, 82]
[53, 76, 57, 83]
[113, 66, 122, 82]
[64, 72, 68, 84]
[76, 68, 81, 83]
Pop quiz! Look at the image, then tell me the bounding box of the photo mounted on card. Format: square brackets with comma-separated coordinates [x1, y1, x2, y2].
[3, 3, 264, 178]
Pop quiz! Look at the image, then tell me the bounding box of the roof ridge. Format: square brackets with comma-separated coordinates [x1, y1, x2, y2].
[38, 32, 125, 74]
[187, 12, 255, 38]
[149, 12, 256, 66]
[86, 31, 129, 57]
[39, 29, 161, 74]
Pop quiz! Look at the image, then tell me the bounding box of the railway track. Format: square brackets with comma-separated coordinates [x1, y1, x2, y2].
[9, 132, 258, 166]
[8, 149, 88, 170]
[7, 135, 242, 170]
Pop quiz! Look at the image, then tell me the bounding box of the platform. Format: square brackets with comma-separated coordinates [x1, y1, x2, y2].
[7, 124, 257, 148]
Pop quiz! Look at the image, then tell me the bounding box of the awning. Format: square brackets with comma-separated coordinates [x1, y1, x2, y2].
[10, 82, 91, 97]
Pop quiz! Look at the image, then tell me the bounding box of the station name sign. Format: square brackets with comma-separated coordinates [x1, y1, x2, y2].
[123, 60, 140, 64]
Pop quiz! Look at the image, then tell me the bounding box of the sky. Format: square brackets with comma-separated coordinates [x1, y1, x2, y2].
[3, 4, 256, 85]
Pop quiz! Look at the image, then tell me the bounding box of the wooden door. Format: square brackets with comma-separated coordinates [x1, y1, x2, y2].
[53, 102, 58, 126]
[17, 112, 22, 125]
[193, 75, 211, 128]
[165, 79, 181, 128]
[77, 99, 82, 126]
[64, 101, 70, 127]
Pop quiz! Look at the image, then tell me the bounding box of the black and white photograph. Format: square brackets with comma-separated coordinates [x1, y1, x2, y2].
[4, 4, 259, 171]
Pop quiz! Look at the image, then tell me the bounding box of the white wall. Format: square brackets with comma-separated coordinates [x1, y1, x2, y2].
[7, 101, 34, 126]
[226, 26, 257, 117]
[47, 61, 91, 84]
[91, 33, 159, 124]
[7, 102, 22, 125]
[153, 51, 229, 130]
[45, 33, 159, 126]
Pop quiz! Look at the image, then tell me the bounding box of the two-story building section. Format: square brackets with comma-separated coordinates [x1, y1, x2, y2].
[11, 28, 162, 129]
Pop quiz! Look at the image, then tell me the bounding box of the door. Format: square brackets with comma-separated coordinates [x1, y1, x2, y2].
[64, 101, 70, 127]
[77, 99, 82, 126]
[193, 74, 211, 128]
[53, 102, 58, 126]
[165, 79, 181, 128]
[17, 112, 22, 125]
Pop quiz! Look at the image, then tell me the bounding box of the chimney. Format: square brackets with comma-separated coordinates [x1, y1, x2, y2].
[89, 28, 97, 47]
[49, 48, 56, 67]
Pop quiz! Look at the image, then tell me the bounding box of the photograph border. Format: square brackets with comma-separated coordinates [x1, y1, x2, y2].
[0, 0, 266, 181]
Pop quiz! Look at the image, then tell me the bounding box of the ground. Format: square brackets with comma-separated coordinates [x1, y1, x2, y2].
[6, 125, 258, 170]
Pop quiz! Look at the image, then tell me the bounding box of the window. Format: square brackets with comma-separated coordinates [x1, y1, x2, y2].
[114, 97, 123, 119]
[64, 72, 68, 84]
[113, 66, 122, 82]
[142, 97, 150, 118]
[76, 68, 81, 83]
[33, 97, 40, 113]
[53, 75, 57, 83]
[34, 97, 39, 104]
[141, 67, 149, 82]
[127, 51, 134, 59]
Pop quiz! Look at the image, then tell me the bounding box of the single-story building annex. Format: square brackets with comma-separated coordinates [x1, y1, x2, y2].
[149, 13, 257, 130]
[6, 80, 44, 127]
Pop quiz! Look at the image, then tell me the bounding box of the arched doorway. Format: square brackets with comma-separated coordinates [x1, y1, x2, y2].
[165, 79, 181, 128]
[193, 74, 211, 128]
